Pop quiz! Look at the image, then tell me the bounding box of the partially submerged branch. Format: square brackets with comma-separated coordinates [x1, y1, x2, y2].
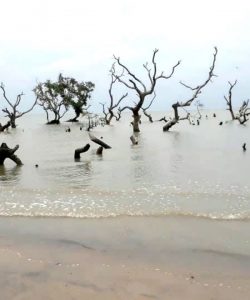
[89, 133, 112, 149]
[74, 143, 90, 159]
[236, 100, 250, 124]
[0, 143, 23, 165]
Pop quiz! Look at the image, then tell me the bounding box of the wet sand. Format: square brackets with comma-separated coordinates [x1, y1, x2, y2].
[0, 215, 249, 300]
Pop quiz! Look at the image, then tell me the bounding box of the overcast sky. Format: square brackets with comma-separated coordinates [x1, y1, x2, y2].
[0, 0, 249, 112]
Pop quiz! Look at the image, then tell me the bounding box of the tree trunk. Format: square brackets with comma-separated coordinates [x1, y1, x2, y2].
[228, 105, 235, 120]
[10, 115, 16, 128]
[67, 111, 81, 122]
[132, 113, 141, 132]
[106, 114, 113, 125]
[96, 146, 103, 155]
[47, 119, 60, 125]
[106, 110, 114, 125]
[163, 119, 178, 131]
[163, 103, 179, 131]
[0, 143, 23, 165]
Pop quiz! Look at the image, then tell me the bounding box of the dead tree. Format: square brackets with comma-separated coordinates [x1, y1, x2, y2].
[224, 80, 250, 124]
[0, 83, 37, 128]
[163, 47, 218, 131]
[0, 143, 23, 165]
[100, 65, 128, 125]
[236, 100, 250, 124]
[224, 80, 237, 120]
[112, 49, 180, 132]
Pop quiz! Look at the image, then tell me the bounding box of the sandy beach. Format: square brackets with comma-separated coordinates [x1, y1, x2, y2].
[0, 215, 249, 300]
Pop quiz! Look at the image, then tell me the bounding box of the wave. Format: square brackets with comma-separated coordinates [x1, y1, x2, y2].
[0, 210, 249, 221]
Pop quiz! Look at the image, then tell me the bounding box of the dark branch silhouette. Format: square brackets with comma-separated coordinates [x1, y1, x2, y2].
[163, 47, 218, 131]
[74, 143, 90, 159]
[224, 80, 237, 120]
[0, 143, 23, 165]
[224, 80, 250, 124]
[0, 83, 37, 128]
[89, 133, 112, 149]
[100, 64, 128, 125]
[112, 49, 181, 132]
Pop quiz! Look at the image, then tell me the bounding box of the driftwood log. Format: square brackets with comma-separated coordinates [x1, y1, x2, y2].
[74, 143, 90, 159]
[0, 143, 23, 165]
[88, 133, 112, 149]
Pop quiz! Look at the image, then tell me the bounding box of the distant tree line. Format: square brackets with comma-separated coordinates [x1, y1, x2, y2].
[0, 47, 250, 133]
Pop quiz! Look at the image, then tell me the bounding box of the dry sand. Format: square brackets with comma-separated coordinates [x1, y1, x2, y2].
[0, 216, 249, 300]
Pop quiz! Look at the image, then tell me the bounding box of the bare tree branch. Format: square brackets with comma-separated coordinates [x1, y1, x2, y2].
[113, 49, 180, 132]
[0, 83, 37, 128]
[163, 47, 218, 131]
[224, 80, 237, 120]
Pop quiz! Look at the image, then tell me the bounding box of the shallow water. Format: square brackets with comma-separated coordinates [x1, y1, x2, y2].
[0, 111, 249, 220]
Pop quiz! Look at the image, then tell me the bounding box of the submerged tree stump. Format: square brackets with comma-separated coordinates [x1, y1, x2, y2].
[0, 143, 23, 165]
[96, 146, 103, 155]
[74, 143, 90, 159]
[130, 135, 138, 145]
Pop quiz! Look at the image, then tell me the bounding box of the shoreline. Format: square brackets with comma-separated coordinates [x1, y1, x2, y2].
[0, 215, 249, 299]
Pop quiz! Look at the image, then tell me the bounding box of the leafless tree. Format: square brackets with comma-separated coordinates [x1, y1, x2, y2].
[0, 83, 37, 128]
[163, 47, 218, 131]
[224, 80, 250, 124]
[100, 64, 128, 125]
[112, 49, 180, 132]
[236, 100, 250, 124]
[224, 80, 237, 120]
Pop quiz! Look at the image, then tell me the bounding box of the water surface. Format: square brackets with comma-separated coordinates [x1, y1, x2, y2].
[0, 111, 249, 220]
